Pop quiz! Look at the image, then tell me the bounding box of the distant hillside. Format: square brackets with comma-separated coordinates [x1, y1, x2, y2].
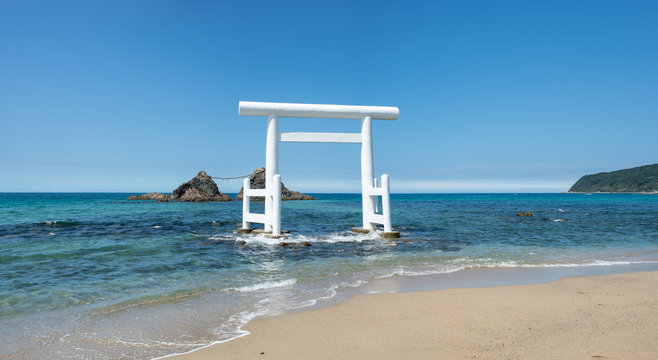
[568, 164, 658, 193]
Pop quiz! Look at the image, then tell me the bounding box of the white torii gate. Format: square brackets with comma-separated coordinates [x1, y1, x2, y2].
[237, 101, 399, 238]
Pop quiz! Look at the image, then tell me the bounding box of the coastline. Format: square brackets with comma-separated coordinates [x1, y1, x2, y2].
[164, 264, 658, 360]
[3, 193, 657, 359]
[564, 191, 658, 194]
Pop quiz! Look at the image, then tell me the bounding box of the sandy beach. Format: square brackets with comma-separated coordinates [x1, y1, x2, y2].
[170, 271, 658, 360]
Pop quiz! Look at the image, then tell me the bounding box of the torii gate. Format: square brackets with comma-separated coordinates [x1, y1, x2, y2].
[237, 101, 399, 239]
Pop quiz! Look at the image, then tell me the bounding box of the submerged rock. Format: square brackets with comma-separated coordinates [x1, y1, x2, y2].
[127, 192, 171, 201]
[236, 167, 315, 201]
[171, 171, 232, 202]
[515, 211, 533, 217]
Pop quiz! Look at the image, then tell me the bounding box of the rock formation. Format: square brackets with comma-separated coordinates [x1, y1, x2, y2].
[237, 167, 315, 201]
[171, 170, 232, 202]
[126, 192, 171, 201]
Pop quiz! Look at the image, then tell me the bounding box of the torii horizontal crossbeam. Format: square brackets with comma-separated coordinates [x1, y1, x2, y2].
[280, 132, 362, 143]
[239, 101, 399, 120]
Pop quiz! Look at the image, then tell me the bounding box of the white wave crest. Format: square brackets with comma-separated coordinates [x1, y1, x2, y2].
[371, 259, 658, 281]
[471, 259, 658, 269]
[231, 230, 380, 246]
[226, 279, 297, 293]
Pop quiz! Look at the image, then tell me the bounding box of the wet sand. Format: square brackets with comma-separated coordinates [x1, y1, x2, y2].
[169, 270, 658, 359]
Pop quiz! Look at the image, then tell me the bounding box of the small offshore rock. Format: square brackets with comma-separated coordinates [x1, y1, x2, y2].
[299, 241, 312, 247]
[277, 242, 295, 247]
[236, 240, 247, 245]
[515, 211, 533, 217]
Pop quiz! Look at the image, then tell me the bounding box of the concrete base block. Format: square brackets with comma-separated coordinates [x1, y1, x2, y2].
[380, 231, 400, 239]
[351, 227, 370, 234]
[265, 234, 287, 239]
[252, 229, 273, 234]
[236, 228, 253, 234]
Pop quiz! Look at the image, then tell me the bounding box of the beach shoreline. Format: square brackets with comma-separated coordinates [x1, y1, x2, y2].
[164, 265, 658, 360]
[3, 193, 656, 359]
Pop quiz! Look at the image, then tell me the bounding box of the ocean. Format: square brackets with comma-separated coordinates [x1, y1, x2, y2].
[1, 193, 657, 359]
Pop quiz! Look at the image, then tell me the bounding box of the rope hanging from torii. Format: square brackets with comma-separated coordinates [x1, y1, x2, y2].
[209, 173, 252, 184]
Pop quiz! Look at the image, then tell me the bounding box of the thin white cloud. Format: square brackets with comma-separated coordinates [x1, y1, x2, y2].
[392, 179, 572, 193]
[287, 178, 572, 193]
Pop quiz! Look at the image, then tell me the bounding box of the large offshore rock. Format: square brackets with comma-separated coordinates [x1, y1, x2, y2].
[171, 170, 232, 202]
[236, 167, 315, 201]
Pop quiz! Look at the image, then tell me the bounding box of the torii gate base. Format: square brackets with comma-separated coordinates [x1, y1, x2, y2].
[236, 101, 400, 239]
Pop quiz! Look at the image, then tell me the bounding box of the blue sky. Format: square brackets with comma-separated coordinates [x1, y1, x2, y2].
[1, 0, 656, 193]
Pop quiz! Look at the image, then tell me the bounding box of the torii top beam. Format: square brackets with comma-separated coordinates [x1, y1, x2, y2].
[239, 101, 399, 120]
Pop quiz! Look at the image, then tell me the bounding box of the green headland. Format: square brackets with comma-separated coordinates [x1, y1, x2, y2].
[568, 164, 658, 193]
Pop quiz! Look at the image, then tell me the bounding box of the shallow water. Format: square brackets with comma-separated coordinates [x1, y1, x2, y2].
[0, 193, 656, 359]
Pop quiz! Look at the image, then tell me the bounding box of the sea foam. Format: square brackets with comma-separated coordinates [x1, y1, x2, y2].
[225, 279, 297, 293]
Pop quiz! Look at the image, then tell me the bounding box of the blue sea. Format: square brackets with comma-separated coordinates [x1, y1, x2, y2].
[1, 193, 657, 359]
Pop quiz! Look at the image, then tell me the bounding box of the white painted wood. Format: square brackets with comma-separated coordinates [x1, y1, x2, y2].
[245, 213, 267, 224]
[369, 214, 386, 225]
[381, 174, 392, 232]
[242, 178, 250, 229]
[280, 132, 362, 143]
[272, 174, 281, 235]
[361, 116, 375, 230]
[265, 115, 279, 232]
[244, 188, 267, 197]
[373, 178, 380, 214]
[368, 187, 385, 196]
[239, 101, 398, 120]
[239, 101, 397, 237]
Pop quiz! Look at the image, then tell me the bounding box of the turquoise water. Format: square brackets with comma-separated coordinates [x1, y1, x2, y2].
[1, 193, 657, 359]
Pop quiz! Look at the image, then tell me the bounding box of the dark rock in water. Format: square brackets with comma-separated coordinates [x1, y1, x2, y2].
[299, 241, 312, 247]
[277, 242, 295, 247]
[237, 167, 315, 201]
[515, 211, 533, 217]
[127, 192, 171, 201]
[171, 170, 232, 202]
